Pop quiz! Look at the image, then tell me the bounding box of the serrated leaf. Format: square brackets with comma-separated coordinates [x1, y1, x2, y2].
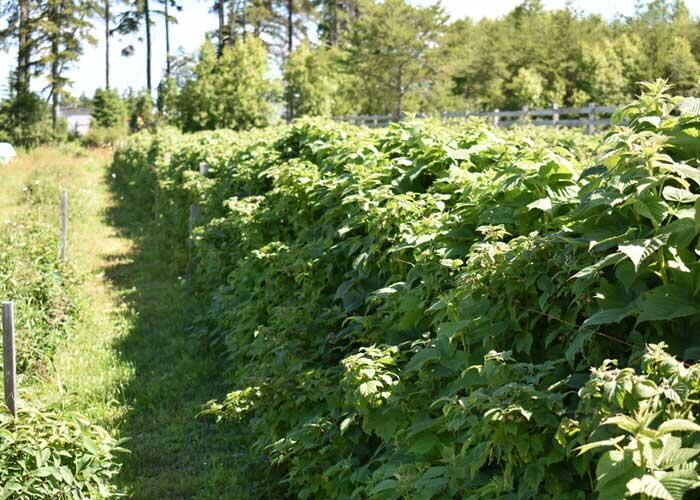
[637, 286, 699, 324]
[604, 415, 639, 433]
[596, 449, 640, 490]
[573, 252, 625, 279]
[627, 474, 673, 500]
[583, 301, 639, 327]
[677, 97, 700, 116]
[659, 470, 700, 500]
[662, 186, 699, 203]
[634, 196, 670, 226]
[618, 234, 669, 271]
[657, 419, 700, 434]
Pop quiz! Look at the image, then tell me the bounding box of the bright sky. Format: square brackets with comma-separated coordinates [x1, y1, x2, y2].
[1, 0, 700, 98]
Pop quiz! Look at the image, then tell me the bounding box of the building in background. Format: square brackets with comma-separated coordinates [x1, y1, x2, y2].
[59, 107, 92, 135]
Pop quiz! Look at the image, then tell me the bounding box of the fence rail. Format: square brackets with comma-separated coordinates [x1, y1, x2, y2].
[335, 103, 619, 132]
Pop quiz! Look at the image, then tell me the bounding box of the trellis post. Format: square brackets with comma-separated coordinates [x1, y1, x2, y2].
[2, 301, 16, 417]
[60, 191, 68, 263]
[587, 102, 596, 135]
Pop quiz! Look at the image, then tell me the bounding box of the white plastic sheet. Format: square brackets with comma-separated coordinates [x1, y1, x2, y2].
[0, 143, 16, 164]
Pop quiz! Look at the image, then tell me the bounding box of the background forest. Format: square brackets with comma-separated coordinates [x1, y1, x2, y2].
[0, 0, 699, 146]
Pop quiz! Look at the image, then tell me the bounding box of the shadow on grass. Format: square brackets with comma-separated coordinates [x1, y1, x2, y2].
[103, 168, 246, 499]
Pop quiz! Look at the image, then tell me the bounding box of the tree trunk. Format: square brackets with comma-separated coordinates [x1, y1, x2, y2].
[395, 68, 402, 122]
[330, 0, 337, 46]
[287, 0, 293, 55]
[105, 0, 110, 89]
[218, 0, 225, 55]
[241, 0, 246, 39]
[165, 0, 171, 75]
[144, 0, 152, 93]
[228, 0, 237, 46]
[17, 0, 30, 93]
[51, 17, 60, 129]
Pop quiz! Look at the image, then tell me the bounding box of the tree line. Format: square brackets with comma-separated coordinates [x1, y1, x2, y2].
[1, 0, 699, 145]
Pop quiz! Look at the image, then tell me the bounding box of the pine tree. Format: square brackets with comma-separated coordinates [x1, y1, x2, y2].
[39, 0, 96, 128]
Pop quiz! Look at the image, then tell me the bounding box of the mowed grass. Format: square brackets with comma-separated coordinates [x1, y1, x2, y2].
[3, 146, 245, 498]
[105, 166, 245, 498]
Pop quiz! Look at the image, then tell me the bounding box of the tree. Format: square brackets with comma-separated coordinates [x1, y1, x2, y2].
[115, 0, 154, 92]
[346, 0, 447, 119]
[92, 87, 127, 128]
[128, 89, 155, 130]
[178, 38, 274, 131]
[0, 0, 43, 94]
[314, 0, 360, 46]
[39, 0, 96, 128]
[159, 0, 180, 76]
[507, 67, 545, 108]
[284, 41, 339, 118]
[157, 75, 178, 122]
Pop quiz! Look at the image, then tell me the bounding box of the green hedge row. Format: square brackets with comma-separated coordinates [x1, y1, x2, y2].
[114, 81, 700, 499]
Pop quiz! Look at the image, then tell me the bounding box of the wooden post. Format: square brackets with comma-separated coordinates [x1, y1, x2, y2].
[188, 163, 207, 271]
[2, 301, 16, 417]
[60, 191, 68, 263]
[522, 105, 529, 122]
[552, 103, 559, 126]
[587, 102, 596, 135]
[493, 109, 499, 128]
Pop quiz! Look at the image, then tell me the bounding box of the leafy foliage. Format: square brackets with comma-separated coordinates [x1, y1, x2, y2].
[0, 405, 125, 499]
[114, 82, 700, 498]
[177, 38, 275, 132]
[0, 159, 124, 497]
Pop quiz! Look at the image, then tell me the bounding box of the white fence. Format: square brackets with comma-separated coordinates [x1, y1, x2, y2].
[335, 103, 618, 133]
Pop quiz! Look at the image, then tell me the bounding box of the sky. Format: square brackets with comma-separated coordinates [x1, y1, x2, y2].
[1, 0, 700, 99]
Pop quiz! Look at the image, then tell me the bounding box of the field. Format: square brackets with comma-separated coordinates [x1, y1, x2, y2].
[2, 82, 700, 499]
[108, 83, 700, 499]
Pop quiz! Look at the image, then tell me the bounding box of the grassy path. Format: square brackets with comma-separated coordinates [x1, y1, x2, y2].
[4, 148, 242, 498]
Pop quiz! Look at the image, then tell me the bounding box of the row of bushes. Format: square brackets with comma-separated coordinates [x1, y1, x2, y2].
[113, 81, 700, 498]
[0, 163, 123, 498]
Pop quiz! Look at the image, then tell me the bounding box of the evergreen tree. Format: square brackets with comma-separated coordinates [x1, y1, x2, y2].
[178, 38, 274, 131]
[43, 1, 96, 128]
[92, 87, 127, 128]
[346, 0, 447, 118]
[284, 41, 339, 118]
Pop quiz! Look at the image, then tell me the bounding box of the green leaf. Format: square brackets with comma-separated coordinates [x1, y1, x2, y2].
[404, 347, 440, 372]
[370, 479, 399, 495]
[527, 197, 552, 212]
[618, 234, 669, 271]
[637, 286, 699, 324]
[663, 162, 700, 186]
[582, 301, 639, 327]
[573, 252, 625, 279]
[576, 435, 626, 455]
[657, 419, 700, 434]
[627, 474, 674, 500]
[659, 470, 700, 500]
[596, 449, 640, 491]
[340, 416, 354, 435]
[604, 415, 639, 433]
[677, 97, 700, 116]
[662, 186, 699, 203]
[634, 196, 670, 226]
